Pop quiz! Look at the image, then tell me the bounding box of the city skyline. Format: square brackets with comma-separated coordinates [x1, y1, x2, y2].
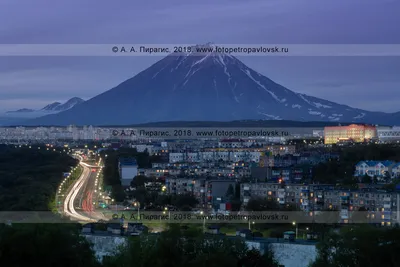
[1, 0, 400, 113]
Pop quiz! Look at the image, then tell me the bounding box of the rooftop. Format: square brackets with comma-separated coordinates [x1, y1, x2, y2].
[119, 157, 137, 166]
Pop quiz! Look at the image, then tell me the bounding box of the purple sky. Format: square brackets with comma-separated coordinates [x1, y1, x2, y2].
[1, 0, 400, 113]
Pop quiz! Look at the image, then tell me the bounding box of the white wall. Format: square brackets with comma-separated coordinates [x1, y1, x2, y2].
[270, 243, 317, 267]
[121, 166, 138, 186]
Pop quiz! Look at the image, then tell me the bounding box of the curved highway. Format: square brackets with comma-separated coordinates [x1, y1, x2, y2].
[63, 158, 106, 222]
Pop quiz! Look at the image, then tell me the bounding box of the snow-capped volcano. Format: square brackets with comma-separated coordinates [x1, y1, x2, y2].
[23, 46, 399, 126]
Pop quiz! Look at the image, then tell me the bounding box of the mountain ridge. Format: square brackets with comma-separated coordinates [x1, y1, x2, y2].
[17, 47, 400, 126]
[5, 97, 84, 116]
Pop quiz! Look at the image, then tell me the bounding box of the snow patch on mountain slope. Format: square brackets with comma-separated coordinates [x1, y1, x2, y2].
[354, 113, 366, 119]
[308, 110, 322, 115]
[298, 94, 333, 109]
[173, 56, 188, 70]
[192, 54, 211, 66]
[313, 102, 332, 108]
[328, 116, 340, 121]
[243, 69, 286, 103]
[297, 94, 313, 106]
[292, 104, 301, 109]
[152, 64, 169, 78]
[258, 112, 282, 120]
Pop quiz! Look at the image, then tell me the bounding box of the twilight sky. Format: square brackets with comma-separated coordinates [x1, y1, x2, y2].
[1, 0, 400, 113]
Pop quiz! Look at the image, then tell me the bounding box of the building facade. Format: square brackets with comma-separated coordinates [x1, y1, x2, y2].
[324, 124, 377, 145]
[377, 126, 400, 143]
[355, 160, 395, 178]
[240, 182, 400, 226]
[118, 157, 138, 186]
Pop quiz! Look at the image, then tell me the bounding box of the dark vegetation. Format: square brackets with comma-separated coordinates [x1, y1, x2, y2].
[0, 144, 78, 211]
[312, 144, 400, 186]
[103, 224, 279, 267]
[311, 225, 400, 267]
[0, 224, 100, 267]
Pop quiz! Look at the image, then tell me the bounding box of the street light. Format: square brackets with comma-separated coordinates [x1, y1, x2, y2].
[292, 221, 298, 239]
[134, 202, 140, 220]
[164, 207, 170, 220]
[199, 211, 207, 232]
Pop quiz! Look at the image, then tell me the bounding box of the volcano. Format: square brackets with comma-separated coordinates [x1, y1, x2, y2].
[23, 44, 399, 126]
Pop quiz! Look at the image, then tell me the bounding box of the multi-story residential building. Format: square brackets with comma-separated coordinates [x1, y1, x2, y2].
[324, 124, 377, 145]
[138, 168, 182, 177]
[338, 189, 400, 226]
[355, 160, 395, 178]
[241, 183, 304, 207]
[269, 167, 305, 182]
[118, 157, 138, 186]
[265, 145, 296, 156]
[168, 150, 262, 163]
[165, 177, 202, 196]
[240, 182, 400, 226]
[165, 177, 235, 209]
[205, 179, 236, 209]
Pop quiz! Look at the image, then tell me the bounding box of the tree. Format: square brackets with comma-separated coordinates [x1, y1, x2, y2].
[245, 197, 279, 211]
[0, 224, 99, 267]
[130, 175, 151, 188]
[310, 226, 400, 267]
[171, 194, 199, 210]
[103, 225, 279, 267]
[0, 145, 78, 211]
[112, 184, 126, 202]
[361, 174, 372, 183]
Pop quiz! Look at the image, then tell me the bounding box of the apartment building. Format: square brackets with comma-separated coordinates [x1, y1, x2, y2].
[265, 145, 296, 156]
[118, 157, 138, 186]
[240, 182, 400, 225]
[241, 183, 304, 207]
[168, 150, 262, 163]
[338, 189, 400, 226]
[165, 177, 235, 209]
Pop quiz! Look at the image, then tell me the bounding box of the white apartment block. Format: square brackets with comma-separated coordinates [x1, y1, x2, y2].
[169, 151, 262, 163]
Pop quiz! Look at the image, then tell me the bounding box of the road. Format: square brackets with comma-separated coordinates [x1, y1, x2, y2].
[63, 159, 106, 222]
